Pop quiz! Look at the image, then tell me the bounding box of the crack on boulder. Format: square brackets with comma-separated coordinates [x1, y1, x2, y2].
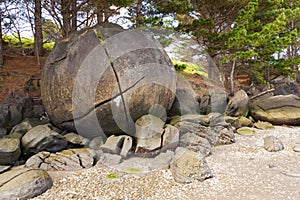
[0, 168, 40, 187]
[70, 149, 85, 168]
[59, 76, 144, 125]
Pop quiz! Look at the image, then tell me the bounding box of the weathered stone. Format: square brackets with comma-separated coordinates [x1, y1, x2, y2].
[271, 76, 300, 96]
[101, 135, 133, 158]
[238, 116, 253, 127]
[254, 121, 274, 130]
[216, 127, 236, 145]
[135, 114, 165, 156]
[250, 94, 300, 125]
[180, 132, 212, 156]
[169, 114, 209, 127]
[0, 93, 34, 130]
[26, 148, 94, 170]
[9, 118, 47, 139]
[225, 90, 249, 117]
[169, 73, 200, 116]
[64, 132, 89, 146]
[161, 125, 179, 152]
[150, 150, 175, 170]
[0, 168, 52, 200]
[0, 138, 21, 165]
[200, 90, 227, 115]
[41, 24, 176, 138]
[170, 147, 212, 183]
[237, 127, 255, 136]
[264, 136, 284, 152]
[21, 125, 68, 156]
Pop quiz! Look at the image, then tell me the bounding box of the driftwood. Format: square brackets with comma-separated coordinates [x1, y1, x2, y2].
[250, 89, 275, 100]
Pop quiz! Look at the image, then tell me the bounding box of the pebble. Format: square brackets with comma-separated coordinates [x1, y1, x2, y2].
[293, 143, 300, 152]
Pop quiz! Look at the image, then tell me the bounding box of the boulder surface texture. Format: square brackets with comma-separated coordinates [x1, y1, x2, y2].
[41, 23, 176, 138]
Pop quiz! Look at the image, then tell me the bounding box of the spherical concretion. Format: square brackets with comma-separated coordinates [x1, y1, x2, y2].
[41, 24, 177, 139]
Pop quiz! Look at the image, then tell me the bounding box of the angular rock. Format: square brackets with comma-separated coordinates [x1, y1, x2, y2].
[225, 90, 249, 117]
[150, 150, 175, 170]
[161, 125, 179, 152]
[0, 167, 52, 200]
[0, 138, 21, 165]
[135, 114, 165, 156]
[170, 147, 212, 183]
[41, 24, 176, 138]
[264, 136, 284, 152]
[249, 94, 300, 125]
[64, 132, 88, 146]
[26, 148, 94, 170]
[21, 124, 68, 156]
[101, 135, 133, 158]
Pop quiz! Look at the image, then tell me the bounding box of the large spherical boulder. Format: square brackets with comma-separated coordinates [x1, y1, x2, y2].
[41, 23, 176, 138]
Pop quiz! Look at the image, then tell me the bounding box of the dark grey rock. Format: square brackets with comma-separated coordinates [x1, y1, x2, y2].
[170, 147, 213, 183]
[0, 167, 52, 200]
[0, 138, 21, 165]
[271, 76, 300, 96]
[41, 25, 176, 138]
[0, 93, 34, 130]
[21, 124, 68, 156]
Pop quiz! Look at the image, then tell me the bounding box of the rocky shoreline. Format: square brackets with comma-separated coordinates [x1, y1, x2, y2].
[29, 125, 300, 200]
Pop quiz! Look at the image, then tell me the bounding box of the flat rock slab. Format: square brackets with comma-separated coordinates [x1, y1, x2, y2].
[0, 167, 52, 200]
[250, 94, 300, 125]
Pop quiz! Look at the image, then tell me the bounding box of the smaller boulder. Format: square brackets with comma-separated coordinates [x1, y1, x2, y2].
[263, 136, 284, 152]
[21, 124, 68, 156]
[237, 127, 255, 136]
[0, 167, 52, 200]
[0, 138, 21, 165]
[135, 114, 165, 156]
[150, 150, 174, 170]
[101, 135, 133, 158]
[170, 147, 212, 183]
[225, 90, 249, 117]
[254, 121, 274, 130]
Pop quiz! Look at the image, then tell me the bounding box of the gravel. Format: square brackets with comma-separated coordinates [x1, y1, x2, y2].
[31, 126, 300, 200]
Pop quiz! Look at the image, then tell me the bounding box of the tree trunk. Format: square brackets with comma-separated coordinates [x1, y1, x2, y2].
[0, 15, 3, 69]
[61, 0, 72, 36]
[136, 0, 142, 28]
[71, 0, 77, 31]
[230, 59, 236, 96]
[34, 0, 43, 57]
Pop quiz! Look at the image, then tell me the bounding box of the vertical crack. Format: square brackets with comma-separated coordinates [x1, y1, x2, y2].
[101, 41, 132, 134]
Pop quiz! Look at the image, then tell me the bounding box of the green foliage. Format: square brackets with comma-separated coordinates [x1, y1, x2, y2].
[3, 34, 54, 50]
[173, 60, 207, 76]
[106, 173, 119, 179]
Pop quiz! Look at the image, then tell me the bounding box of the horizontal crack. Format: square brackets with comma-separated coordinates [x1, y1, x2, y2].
[59, 75, 145, 125]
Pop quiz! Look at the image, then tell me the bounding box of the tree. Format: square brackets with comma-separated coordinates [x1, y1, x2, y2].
[34, 0, 43, 56]
[225, 0, 300, 93]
